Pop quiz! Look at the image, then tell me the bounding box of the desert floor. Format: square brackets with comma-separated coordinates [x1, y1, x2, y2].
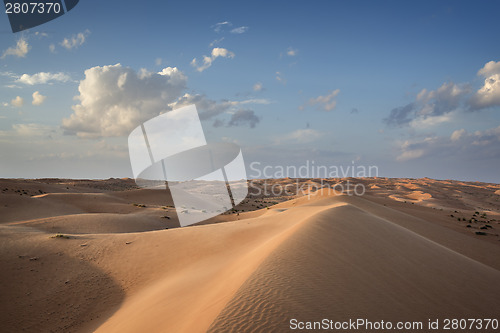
[1, 177, 499, 332]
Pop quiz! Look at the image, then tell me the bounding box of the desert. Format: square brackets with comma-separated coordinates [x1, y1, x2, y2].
[1, 177, 499, 332]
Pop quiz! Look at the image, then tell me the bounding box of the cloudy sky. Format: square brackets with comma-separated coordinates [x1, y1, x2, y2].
[1, 1, 500, 182]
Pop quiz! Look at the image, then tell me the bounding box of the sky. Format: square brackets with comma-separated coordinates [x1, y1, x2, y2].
[0, 0, 500, 182]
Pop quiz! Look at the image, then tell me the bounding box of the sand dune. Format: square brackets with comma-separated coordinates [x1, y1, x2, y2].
[1, 178, 499, 332]
[406, 190, 432, 201]
[209, 203, 500, 332]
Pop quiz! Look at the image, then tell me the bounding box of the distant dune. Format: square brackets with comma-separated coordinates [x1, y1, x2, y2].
[0, 178, 499, 332]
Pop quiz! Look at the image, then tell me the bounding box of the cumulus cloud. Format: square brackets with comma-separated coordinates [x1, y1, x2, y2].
[396, 147, 425, 161]
[385, 82, 469, 127]
[302, 89, 340, 111]
[62, 64, 187, 138]
[61, 30, 90, 50]
[286, 47, 298, 56]
[231, 26, 249, 34]
[17, 72, 72, 85]
[11, 96, 23, 107]
[191, 47, 235, 72]
[416, 82, 469, 115]
[477, 60, 500, 77]
[469, 60, 500, 110]
[32, 91, 47, 106]
[396, 125, 500, 162]
[1, 37, 30, 58]
[450, 128, 466, 141]
[168, 93, 266, 127]
[387, 61, 500, 127]
[253, 82, 263, 91]
[228, 109, 259, 128]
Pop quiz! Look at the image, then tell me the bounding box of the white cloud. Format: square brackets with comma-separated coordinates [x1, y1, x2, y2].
[450, 128, 466, 141]
[275, 71, 286, 84]
[303, 89, 340, 111]
[396, 138, 433, 161]
[17, 72, 72, 85]
[253, 82, 263, 91]
[191, 47, 235, 72]
[49, 44, 56, 53]
[155, 58, 162, 66]
[61, 30, 90, 50]
[213, 21, 231, 33]
[276, 129, 324, 144]
[34, 32, 48, 38]
[11, 96, 23, 107]
[211, 48, 233, 58]
[62, 64, 187, 138]
[396, 148, 425, 161]
[231, 26, 249, 34]
[470, 60, 500, 110]
[477, 60, 500, 77]
[415, 82, 468, 116]
[409, 113, 452, 128]
[234, 98, 271, 105]
[209, 37, 225, 47]
[286, 47, 298, 56]
[1, 38, 30, 58]
[32, 91, 47, 106]
[385, 82, 469, 127]
[395, 125, 500, 162]
[12, 123, 54, 136]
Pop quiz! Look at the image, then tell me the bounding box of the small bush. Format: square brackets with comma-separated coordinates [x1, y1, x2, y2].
[475, 231, 487, 236]
[52, 234, 70, 239]
[133, 203, 146, 208]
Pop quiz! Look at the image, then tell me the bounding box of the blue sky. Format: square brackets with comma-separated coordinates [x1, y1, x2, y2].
[1, 0, 500, 182]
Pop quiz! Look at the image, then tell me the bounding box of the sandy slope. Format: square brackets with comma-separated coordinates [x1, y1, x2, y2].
[209, 202, 500, 332]
[0, 178, 499, 332]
